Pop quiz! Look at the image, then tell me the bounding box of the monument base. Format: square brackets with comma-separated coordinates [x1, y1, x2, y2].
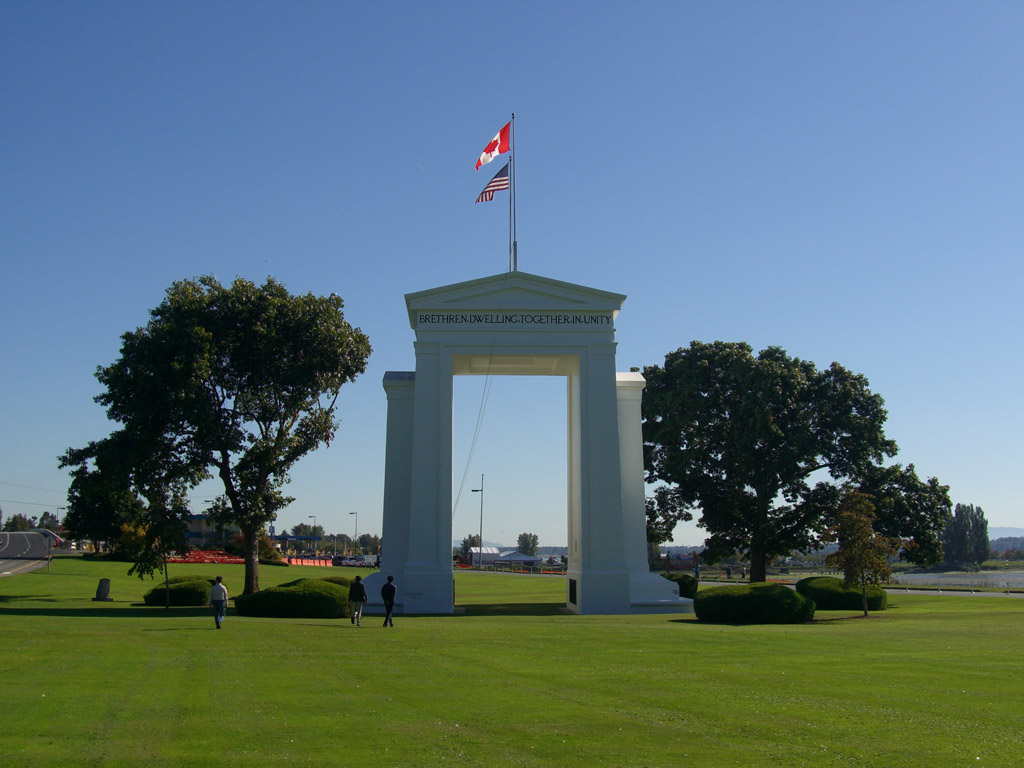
[629, 571, 694, 614]
[565, 568, 693, 615]
[363, 567, 453, 615]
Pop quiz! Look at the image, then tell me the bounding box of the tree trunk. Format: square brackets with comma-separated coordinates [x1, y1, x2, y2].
[749, 497, 770, 583]
[749, 547, 768, 582]
[242, 524, 260, 594]
[861, 586, 869, 617]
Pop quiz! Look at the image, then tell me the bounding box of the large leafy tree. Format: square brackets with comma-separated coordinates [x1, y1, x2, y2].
[516, 532, 539, 556]
[357, 533, 380, 554]
[61, 412, 203, 575]
[645, 486, 692, 548]
[289, 522, 323, 553]
[642, 341, 897, 582]
[61, 440, 145, 550]
[63, 276, 370, 593]
[940, 503, 990, 567]
[2, 513, 35, 532]
[38, 511, 61, 531]
[856, 463, 951, 565]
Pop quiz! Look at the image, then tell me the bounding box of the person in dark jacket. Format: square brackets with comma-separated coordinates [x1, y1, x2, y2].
[349, 575, 368, 626]
[380, 575, 397, 627]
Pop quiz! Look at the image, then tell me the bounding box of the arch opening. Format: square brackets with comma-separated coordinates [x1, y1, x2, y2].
[364, 272, 691, 615]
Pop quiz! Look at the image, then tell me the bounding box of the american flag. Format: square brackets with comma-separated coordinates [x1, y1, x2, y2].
[475, 162, 510, 203]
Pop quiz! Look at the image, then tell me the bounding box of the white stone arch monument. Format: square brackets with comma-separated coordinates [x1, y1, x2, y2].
[362, 272, 690, 615]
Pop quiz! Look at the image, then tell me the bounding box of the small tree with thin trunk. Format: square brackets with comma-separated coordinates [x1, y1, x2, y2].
[827, 492, 900, 616]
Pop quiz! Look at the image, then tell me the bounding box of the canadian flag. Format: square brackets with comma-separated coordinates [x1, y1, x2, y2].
[475, 121, 511, 170]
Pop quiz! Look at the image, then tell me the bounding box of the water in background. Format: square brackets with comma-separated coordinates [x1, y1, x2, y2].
[893, 571, 1024, 589]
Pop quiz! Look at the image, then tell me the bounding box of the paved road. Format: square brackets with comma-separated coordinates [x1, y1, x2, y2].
[0, 531, 52, 577]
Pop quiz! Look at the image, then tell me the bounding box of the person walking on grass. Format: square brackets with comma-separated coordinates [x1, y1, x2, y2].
[208, 576, 228, 630]
[381, 575, 396, 627]
[349, 574, 368, 626]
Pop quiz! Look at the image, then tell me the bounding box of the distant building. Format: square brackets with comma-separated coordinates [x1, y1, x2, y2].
[467, 546, 501, 566]
[498, 550, 542, 567]
[186, 515, 236, 549]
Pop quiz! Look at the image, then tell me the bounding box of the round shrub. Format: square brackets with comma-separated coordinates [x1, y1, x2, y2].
[320, 575, 353, 588]
[694, 582, 815, 624]
[167, 575, 214, 585]
[665, 573, 699, 599]
[795, 576, 887, 611]
[234, 578, 350, 619]
[143, 579, 210, 606]
[276, 575, 352, 589]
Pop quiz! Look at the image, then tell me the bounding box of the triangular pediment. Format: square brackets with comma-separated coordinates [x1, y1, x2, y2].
[405, 271, 625, 327]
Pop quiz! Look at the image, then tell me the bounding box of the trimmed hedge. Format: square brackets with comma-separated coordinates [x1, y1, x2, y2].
[277, 575, 352, 589]
[319, 575, 353, 588]
[143, 579, 210, 606]
[795, 576, 887, 611]
[694, 582, 816, 624]
[234, 578, 350, 619]
[167, 575, 214, 585]
[664, 573, 699, 599]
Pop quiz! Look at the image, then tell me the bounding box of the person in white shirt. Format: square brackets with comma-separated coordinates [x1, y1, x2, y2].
[208, 576, 229, 629]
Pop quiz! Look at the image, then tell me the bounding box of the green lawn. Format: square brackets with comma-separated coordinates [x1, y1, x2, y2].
[2, 557, 1022, 767]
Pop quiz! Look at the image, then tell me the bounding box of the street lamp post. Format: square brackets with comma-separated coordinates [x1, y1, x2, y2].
[349, 511, 357, 555]
[309, 515, 317, 555]
[471, 474, 484, 570]
[49, 507, 66, 571]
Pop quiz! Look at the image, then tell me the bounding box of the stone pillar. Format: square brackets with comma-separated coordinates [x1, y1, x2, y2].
[617, 372, 691, 611]
[616, 372, 650, 577]
[566, 343, 631, 614]
[364, 372, 415, 611]
[402, 342, 454, 614]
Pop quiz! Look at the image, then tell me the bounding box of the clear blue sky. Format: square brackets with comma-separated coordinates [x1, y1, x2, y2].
[2, 2, 1022, 547]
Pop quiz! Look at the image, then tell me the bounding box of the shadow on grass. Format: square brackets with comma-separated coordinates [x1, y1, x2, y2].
[667, 612, 889, 626]
[0, 593, 58, 603]
[0, 601, 213, 619]
[456, 602, 567, 617]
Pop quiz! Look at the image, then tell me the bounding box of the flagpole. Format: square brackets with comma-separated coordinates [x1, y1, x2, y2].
[508, 114, 513, 272]
[511, 112, 518, 271]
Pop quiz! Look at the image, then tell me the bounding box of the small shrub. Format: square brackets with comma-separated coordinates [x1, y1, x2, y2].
[234, 578, 350, 619]
[694, 582, 815, 624]
[143, 579, 210, 607]
[664, 573, 699, 599]
[795, 576, 887, 611]
[260, 558, 289, 567]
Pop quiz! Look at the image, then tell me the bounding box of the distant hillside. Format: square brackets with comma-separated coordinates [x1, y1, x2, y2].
[537, 546, 567, 556]
[989, 527, 1024, 539]
[990, 537, 1024, 554]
